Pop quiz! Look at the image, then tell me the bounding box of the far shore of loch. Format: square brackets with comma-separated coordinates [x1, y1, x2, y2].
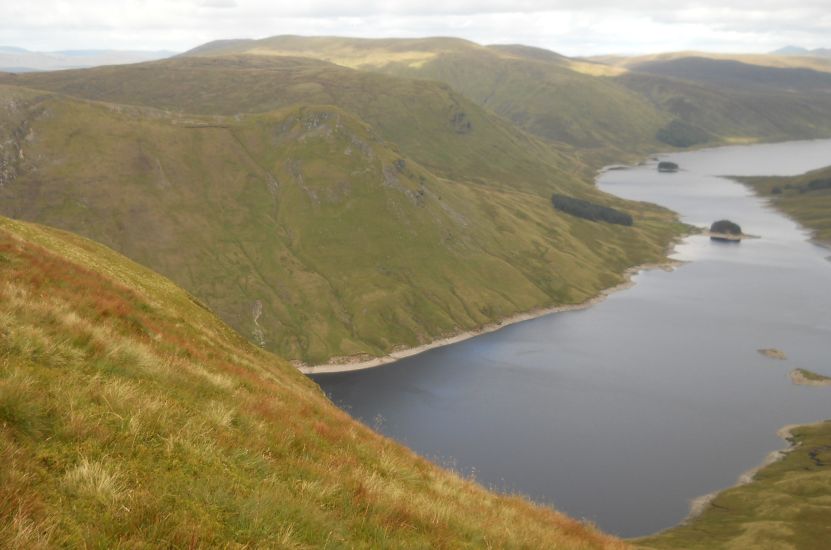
[296, 258, 681, 375]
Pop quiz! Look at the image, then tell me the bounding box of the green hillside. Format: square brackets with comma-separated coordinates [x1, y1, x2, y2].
[736, 165, 831, 244]
[377, 44, 667, 155]
[0, 214, 625, 548]
[0, 54, 588, 191]
[180, 36, 831, 156]
[183, 35, 670, 158]
[3, 38, 828, 367]
[617, 56, 831, 146]
[592, 51, 831, 74]
[0, 67, 683, 364]
[626, 57, 831, 92]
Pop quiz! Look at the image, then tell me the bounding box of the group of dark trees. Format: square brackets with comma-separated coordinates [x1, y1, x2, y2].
[710, 219, 742, 235]
[551, 194, 634, 226]
[771, 177, 831, 195]
[804, 178, 831, 192]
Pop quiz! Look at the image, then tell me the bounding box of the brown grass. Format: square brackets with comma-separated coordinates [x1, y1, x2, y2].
[0, 216, 626, 548]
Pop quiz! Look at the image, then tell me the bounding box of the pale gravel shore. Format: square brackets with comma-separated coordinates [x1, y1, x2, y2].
[702, 231, 759, 241]
[297, 158, 690, 375]
[296, 257, 682, 375]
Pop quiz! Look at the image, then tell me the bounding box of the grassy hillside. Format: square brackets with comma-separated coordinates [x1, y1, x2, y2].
[629, 57, 831, 93]
[377, 44, 667, 155]
[0, 214, 626, 548]
[4, 39, 826, 367]
[618, 71, 831, 147]
[594, 51, 831, 75]
[638, 421, 831, 549]
[182, 35, 671, 158]
[0, 72, 683, 364]
[602, 55, 831, 147]
[736, 165, 831, 244]
[180, 36, 831, 156]
[0, 54, 588, 191]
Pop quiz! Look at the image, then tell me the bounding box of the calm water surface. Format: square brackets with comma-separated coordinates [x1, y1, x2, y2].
[313, 139, 831, 537]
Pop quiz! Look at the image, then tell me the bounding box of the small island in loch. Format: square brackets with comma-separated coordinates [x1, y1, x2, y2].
[790, 368, 831, 387]
[708, 219, 744, 241]
[658, 161, 680, 173]
[759, 348, 787, 360]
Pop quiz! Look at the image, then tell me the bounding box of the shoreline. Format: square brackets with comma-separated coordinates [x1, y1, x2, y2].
[299, 153, 691, 375]
[703, 230, 758, 241]
[297, 256, 683, 375]
[297, 147, 731, 376]
[679, 423, 804, 527]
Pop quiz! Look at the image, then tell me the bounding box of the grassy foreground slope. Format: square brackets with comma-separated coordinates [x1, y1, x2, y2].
[0, 214, 624, 548]
[0, 60, 683, 364]
[639, 421, 831, 549]
[737, 166, 831, 244]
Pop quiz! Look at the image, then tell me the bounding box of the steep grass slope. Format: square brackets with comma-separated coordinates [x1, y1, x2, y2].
[183, 36, 670, 158]
[377, 44, 667, 155]
[181, 36, 831, 155]
[618, 69, 831, 146]
[594, 51, 831, 75]
[0, 214, 627, 548]
[639, 422, 831, 549]
[614, 56, 831, 147]
[629, 57, 831, 93]
[0, 75, 682, 364]
[736, 165, 831, 244]
[0, 54, 586, 191]
[396, 50, 831, 149]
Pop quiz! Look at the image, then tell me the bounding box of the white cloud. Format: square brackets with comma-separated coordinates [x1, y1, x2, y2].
[0, 1, 828, 55]
[199, 0, 238, 8]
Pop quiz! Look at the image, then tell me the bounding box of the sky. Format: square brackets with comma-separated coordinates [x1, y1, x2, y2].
[1, 0, 830, 56]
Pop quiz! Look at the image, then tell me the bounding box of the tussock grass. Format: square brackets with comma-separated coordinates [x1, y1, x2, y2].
[63, 458, 127, 503]
[0, 216, 624, 548]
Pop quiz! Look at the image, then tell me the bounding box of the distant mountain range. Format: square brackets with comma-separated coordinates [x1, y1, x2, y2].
[0, 46, 175, 72]
[771, 45, 831, 57]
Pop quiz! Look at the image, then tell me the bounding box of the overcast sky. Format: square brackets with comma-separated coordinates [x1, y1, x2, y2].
[2, 0, 829, 55]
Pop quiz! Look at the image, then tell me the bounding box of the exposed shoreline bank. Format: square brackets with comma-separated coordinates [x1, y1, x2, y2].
[297, 255, 682, 375]
[730, 175, 831, 251]
[298, 155, 689, 375]
[666, 422, 805, 532]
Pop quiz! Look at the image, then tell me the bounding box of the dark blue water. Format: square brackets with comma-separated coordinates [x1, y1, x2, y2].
[313, 139, 831, 537]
